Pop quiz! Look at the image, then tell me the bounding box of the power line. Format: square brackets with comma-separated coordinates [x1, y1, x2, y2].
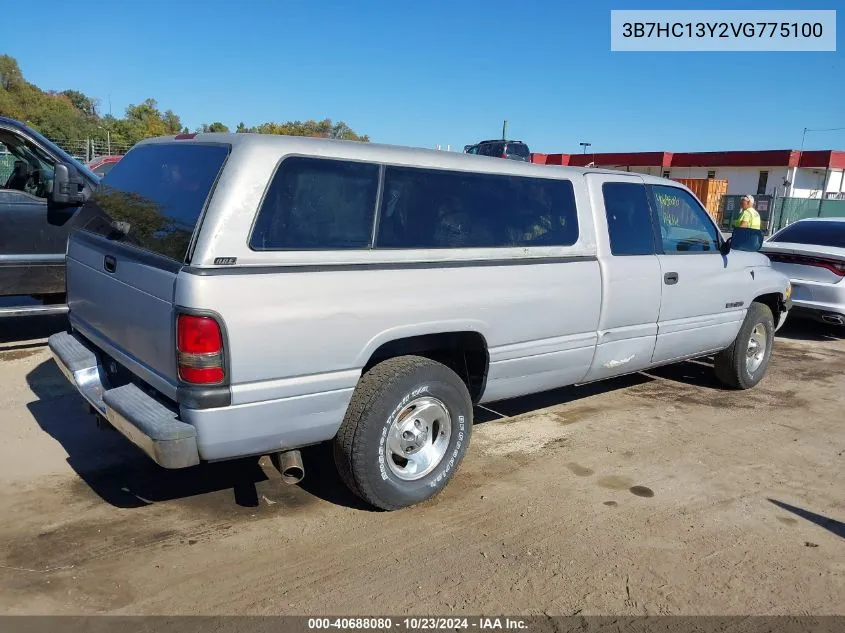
[799, 125, 845, 154]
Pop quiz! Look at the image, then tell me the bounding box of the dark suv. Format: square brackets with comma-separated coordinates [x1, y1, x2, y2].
[464, 139, 530, 162]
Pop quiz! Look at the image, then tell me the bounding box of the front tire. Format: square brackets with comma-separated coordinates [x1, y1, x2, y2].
[714, 301, 775, 390]
[333, 355, 473, 511]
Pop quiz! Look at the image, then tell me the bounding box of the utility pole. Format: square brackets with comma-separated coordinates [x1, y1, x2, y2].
[580, 142, 591, 154]
[97, 126, 111, 156]
[502, 120, 508, 140]
[797, 126, 845, 206]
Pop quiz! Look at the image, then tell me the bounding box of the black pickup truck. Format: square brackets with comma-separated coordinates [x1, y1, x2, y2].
[0, 116, 97, 316]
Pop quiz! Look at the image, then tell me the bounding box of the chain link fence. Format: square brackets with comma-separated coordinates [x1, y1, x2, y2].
[768, 197, 845, 233]
[48, 137, 134, 163]
[717, 195, 845, 235]
[0, 150, 15, 183]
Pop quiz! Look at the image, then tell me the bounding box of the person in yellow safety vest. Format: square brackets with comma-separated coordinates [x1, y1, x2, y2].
[733, 194, 762, 230]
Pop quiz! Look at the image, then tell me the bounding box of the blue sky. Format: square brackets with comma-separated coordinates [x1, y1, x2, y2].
[6, 0, 843, 153]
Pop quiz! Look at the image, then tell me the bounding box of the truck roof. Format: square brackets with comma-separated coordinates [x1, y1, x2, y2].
[137, 132, 674, 185]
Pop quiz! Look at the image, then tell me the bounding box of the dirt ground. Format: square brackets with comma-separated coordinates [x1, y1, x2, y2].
[0, 314, 842, 616]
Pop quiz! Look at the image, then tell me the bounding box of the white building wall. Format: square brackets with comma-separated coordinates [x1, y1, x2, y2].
[667, 167, 710, 180]
[826, 169, 845, 195]
[628, 166, 661, 177]
[592, 164, 844, 198]
[792, 169, 824, 197]
[663, 167, 788, 196]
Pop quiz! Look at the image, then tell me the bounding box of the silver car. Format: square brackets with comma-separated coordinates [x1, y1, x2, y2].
[762, 217, 845, 326]
[47, 133, 791, 510]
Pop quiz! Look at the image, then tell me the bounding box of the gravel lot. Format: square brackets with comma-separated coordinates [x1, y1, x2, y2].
[0, 314, 843, 615]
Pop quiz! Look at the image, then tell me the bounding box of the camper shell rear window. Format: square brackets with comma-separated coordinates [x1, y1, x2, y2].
[77, 142, 230, 262]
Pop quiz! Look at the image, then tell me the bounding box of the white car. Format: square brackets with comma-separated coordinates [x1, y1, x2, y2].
[763, 217, 845, 326]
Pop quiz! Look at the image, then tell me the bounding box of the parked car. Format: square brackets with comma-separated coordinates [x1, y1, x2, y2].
[87, 154, 122, 178]
[0, 116, 98, 312]
[49, 133, 791, 510]
[464, 139, 531, 162]
[762, 217, 845, 326]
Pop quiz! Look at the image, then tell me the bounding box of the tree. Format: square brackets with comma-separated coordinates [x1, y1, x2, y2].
[60, 89, 98, 117]
[240, 118, 368, 141]
[162, 110, 182, 135]
[115, 99, 184, 144]
[199, 122, 229, 133]
[0, 55, 24, 91]
[0, 55, 370, 150]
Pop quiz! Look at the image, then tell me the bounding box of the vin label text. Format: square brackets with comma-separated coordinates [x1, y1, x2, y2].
[611, 10, 836, 51]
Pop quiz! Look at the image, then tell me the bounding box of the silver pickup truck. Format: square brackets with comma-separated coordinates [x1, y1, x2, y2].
[48, 133, 792, 510]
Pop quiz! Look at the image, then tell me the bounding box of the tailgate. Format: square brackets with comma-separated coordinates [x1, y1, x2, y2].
[66, 234, 180, 398]
[64, 140, 231, 399]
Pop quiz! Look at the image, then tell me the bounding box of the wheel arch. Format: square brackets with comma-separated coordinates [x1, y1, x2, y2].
[361, 328, 490, 403]
[753, 291, 786, 329]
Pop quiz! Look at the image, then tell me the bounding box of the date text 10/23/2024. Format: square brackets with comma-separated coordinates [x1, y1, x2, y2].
[308, 618, 528, 630]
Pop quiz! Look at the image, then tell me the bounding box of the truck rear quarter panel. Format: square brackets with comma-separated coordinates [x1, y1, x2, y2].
[178, 259, 602, 405]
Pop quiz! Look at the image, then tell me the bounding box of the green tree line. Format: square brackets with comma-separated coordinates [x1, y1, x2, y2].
[0, 55, 369, 148]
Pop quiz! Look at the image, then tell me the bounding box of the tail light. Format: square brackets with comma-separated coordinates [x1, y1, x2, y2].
[767, 253, 845, 277]
[177, 314, 225, 384]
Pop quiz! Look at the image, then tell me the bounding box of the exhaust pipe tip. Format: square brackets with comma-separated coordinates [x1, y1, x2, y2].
[271, 450, 305, 485]
[821, 314, 844, 325]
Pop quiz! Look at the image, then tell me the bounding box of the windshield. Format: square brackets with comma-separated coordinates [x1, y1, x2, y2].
[506, 143, 530, 158]
[0, 132, 59, 198]
[770, 221, 845, 249]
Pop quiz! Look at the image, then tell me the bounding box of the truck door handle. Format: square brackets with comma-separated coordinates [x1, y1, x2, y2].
[103, 255, 117, 273]
[664, 272, 679, 285]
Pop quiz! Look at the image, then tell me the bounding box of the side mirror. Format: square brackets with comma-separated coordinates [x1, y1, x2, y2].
[720, 237, 732, 256]
[730, 227, 765, 252]
[50, 162, 87, 207]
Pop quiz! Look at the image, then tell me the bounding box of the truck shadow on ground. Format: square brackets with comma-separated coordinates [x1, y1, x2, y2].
[476, 359, 723, 422]
[25, 355, 727, 512]
[768, 498, 845, 540]
[24, 359, 374, 512]
[775, 319, 844, 342]
[0, 313, 67, 344]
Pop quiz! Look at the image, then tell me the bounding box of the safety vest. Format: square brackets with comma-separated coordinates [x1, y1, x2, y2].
[733, 207, 761, 229]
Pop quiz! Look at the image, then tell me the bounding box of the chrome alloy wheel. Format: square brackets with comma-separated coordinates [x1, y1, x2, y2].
[746, 323, 768, 374]
[384, 396, 452, 481]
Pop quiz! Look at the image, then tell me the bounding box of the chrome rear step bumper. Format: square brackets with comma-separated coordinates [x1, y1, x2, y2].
[0, 304, 69, 318]
[48, 331, 200, 469]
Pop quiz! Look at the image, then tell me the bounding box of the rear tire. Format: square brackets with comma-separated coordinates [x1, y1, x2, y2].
[714, 301, 774, 390]
[333, 355, 473, 511]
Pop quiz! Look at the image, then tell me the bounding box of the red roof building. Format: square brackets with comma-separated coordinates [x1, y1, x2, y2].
[531, 149, 845, 199]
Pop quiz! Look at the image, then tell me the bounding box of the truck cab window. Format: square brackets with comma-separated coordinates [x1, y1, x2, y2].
[602, 182, 656, 256]
[0, 130, 55, 199]
[650, 185, 720, 254]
